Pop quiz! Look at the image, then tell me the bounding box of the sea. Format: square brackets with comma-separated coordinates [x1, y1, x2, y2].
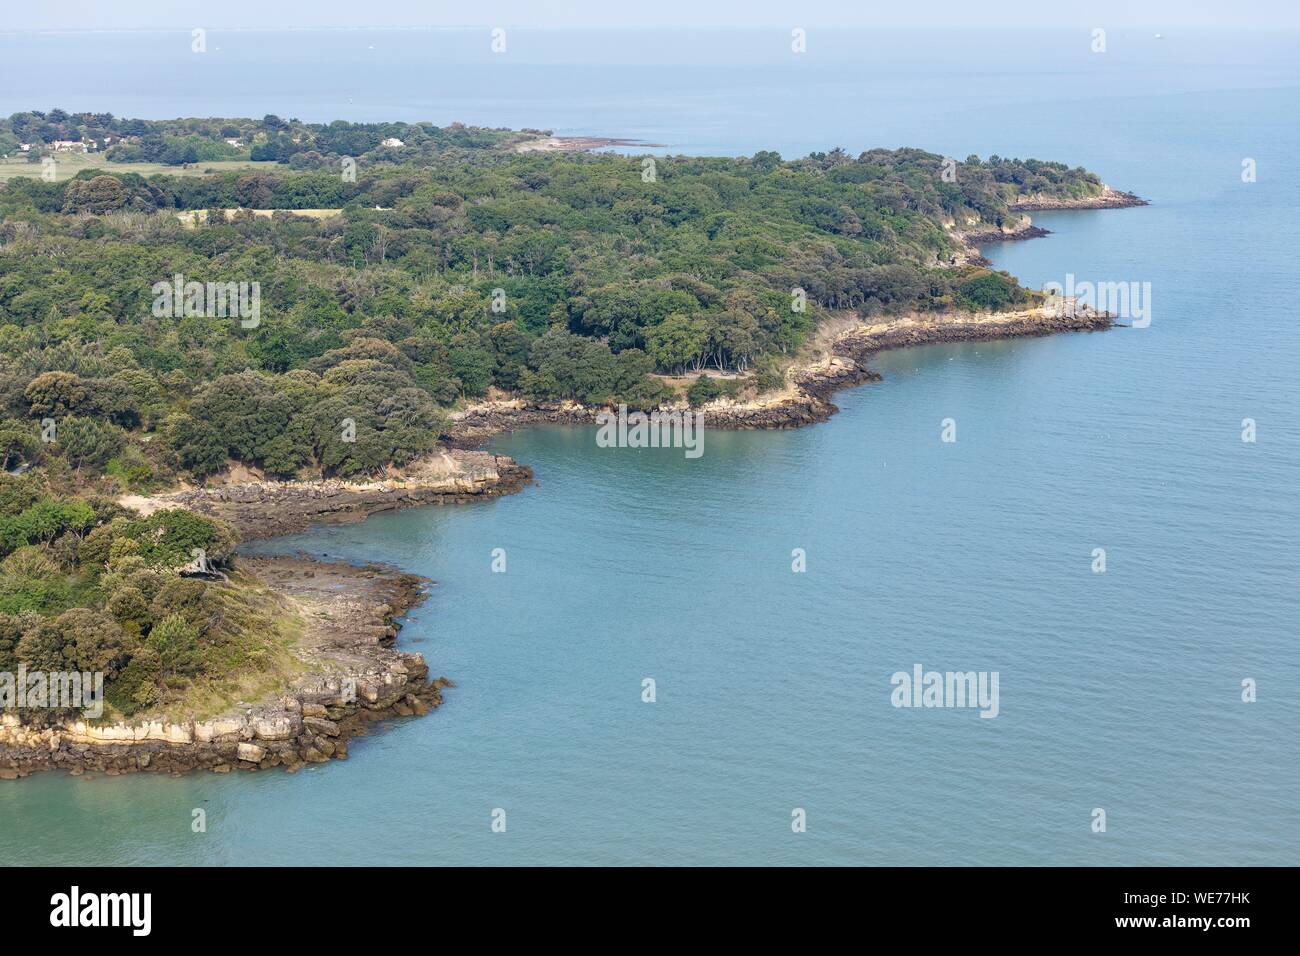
[1, 26, 1296, 865]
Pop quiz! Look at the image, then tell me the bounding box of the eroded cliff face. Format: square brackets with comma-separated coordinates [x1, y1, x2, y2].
[0, 557, 448, 778]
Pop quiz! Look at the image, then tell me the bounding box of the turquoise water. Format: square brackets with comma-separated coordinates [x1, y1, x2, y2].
[2, 29, 1299, 865]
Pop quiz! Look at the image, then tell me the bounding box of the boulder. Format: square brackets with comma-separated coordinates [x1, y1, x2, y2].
[303, 716, 340, 737]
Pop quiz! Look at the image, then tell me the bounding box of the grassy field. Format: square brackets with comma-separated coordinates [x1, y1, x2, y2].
[176, 208, 344, 227]
[0, 151, 281, 182]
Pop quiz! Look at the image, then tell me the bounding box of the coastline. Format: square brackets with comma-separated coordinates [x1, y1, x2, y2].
[1008, 186, 1148, 211]
[0, 450, 532, 778]
[447, 301, 1115, 444]
[123, 448, 533, 541]
[958, 187, 1147, 247]
[961, 222, 1051, 245]
[0, 556, 445, 778]
[0, 189, 1131, 781]
[514, 135, 666, 153]
[0, 303, 1111, 779]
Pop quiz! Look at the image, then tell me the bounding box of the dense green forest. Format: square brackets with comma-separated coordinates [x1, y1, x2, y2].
[0, 121, 1107, 485]
[0, 111, 1107, 719]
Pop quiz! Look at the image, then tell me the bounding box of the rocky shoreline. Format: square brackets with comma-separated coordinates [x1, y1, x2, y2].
[962, 223, 1051, 244]
[0, 556, 445, 778]
[0, 192, 1128, 779]
[124, 448, 532, 541]
[1008, 186, 1148, 211]
[710, 303, 1114, 430]
[960, 188, 1146, 247]
[0, 306, 1113, 779]
[0, 449, 537, 779]
[448, 302, 1115, 443]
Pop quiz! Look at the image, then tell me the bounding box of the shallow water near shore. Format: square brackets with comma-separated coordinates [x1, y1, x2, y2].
[3, 30, 1299, 865]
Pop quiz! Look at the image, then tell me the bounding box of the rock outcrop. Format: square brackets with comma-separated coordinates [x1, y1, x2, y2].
[125, 449, 531, 540]
[962, 223, 1052, 244]
[0, 556, 449, 778]
[1008, 186, 1148, 211]
[446, 303, 1114, 440]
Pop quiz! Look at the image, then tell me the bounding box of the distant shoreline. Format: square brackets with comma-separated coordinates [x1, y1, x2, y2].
[513, 135, 666, 153]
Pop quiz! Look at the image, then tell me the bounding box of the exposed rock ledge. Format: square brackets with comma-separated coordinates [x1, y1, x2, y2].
[447, 302, 1114, 444]
[962, 222, 1051, 245]
[0, 556, 443, 778]
[1008, 186, 1148, 211]
[122, 448, 531, 540]
[704, 302, 1114, 429]
[4, 450, 530, 778]
[959, 187, 1146, 247]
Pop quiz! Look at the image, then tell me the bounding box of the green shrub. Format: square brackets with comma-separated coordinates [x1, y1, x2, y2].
[686, 375, 738, 408]
[119, 509, 236, 569]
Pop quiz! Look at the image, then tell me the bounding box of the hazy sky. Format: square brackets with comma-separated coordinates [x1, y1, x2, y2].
[7, 0, 1297, 32]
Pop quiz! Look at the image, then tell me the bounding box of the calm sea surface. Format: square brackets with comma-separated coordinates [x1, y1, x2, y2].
[1, 28, 1297, 865]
